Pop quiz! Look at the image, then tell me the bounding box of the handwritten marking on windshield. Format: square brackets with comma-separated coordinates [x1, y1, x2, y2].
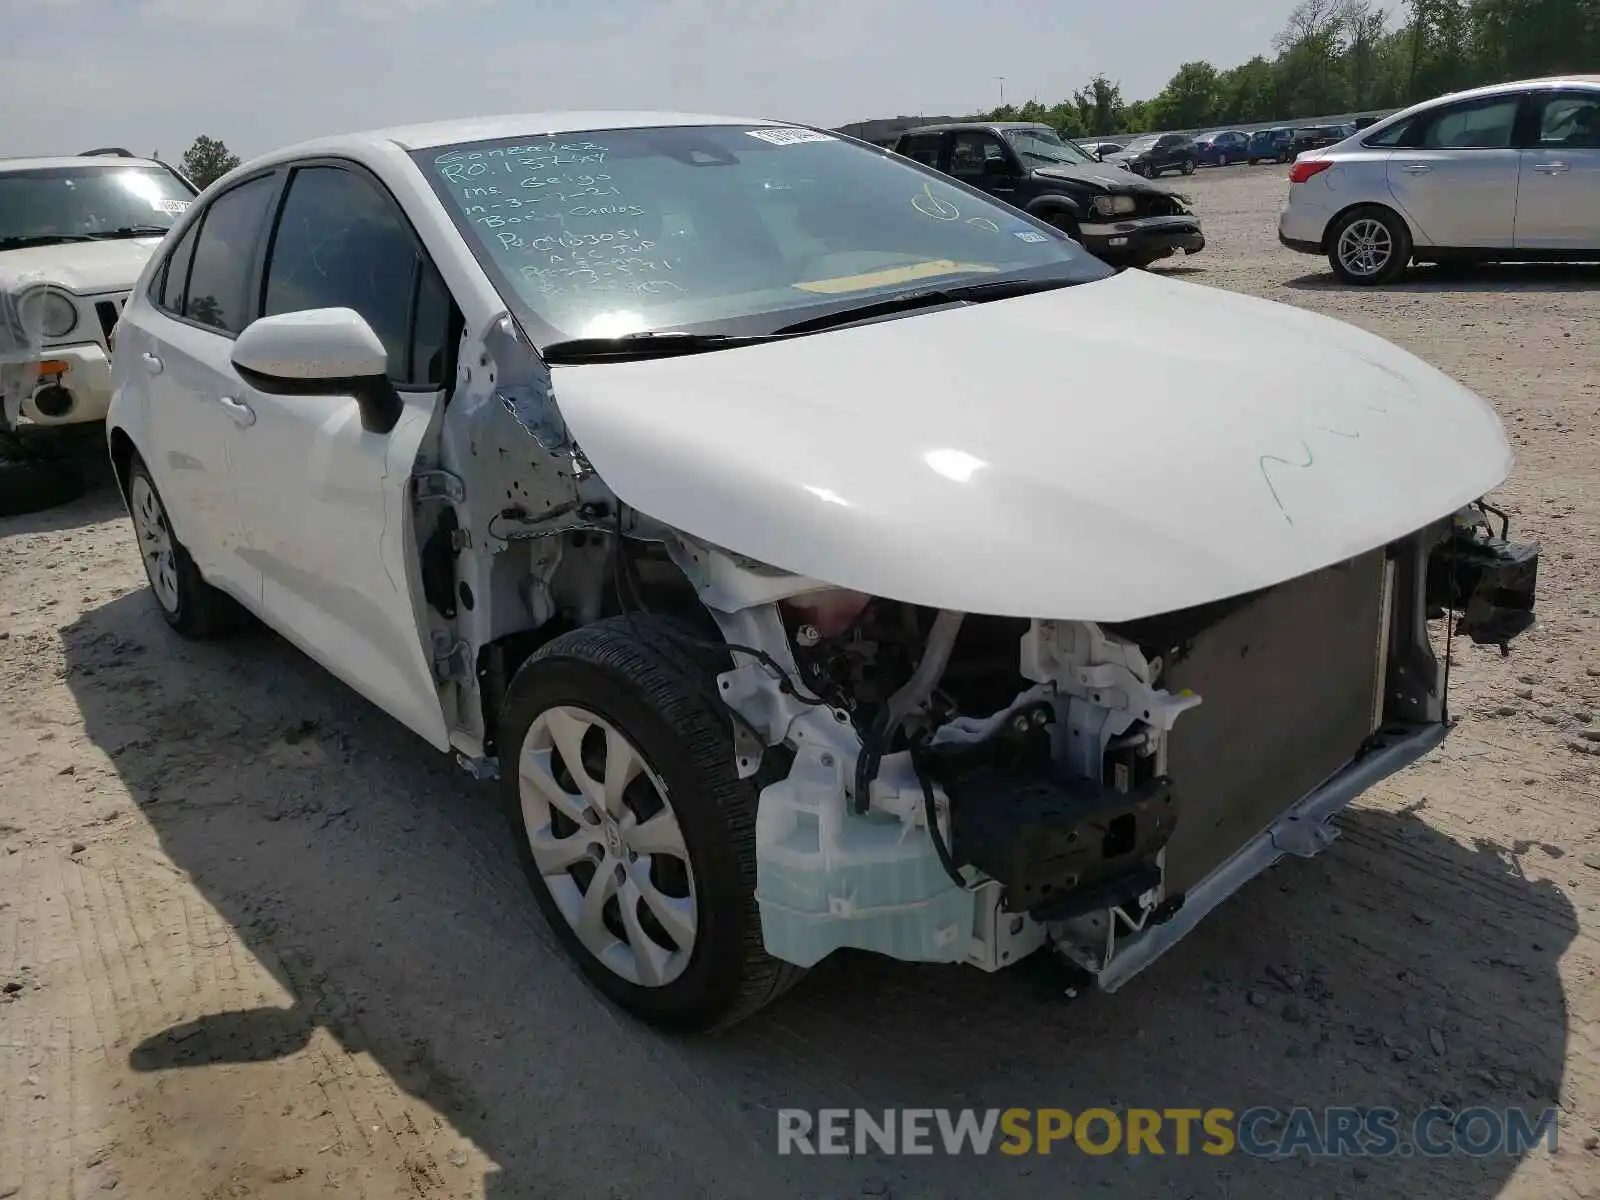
[912, 184, 960, 220]
[966, 216, 1001, 232]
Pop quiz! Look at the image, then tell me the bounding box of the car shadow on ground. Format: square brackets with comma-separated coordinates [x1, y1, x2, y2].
[1284, 262, 1600, 294]
[63, 592, 1577, 1200]
[0, 444, 123, 537]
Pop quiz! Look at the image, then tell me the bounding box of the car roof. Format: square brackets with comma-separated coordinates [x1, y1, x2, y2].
[0, 154, 167, 171]
[250, 111, 794, 167]
[898, 121, 1053, 136]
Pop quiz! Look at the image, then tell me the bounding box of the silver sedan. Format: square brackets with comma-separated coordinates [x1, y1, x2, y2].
[1278, 75, 1600, 284]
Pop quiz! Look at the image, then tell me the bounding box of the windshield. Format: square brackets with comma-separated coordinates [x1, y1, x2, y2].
[1121, 136, 1158, 152]
[417, 125, 1112, 346]
[0, 164, 195, 247]
[1004, 128, 1096, 167]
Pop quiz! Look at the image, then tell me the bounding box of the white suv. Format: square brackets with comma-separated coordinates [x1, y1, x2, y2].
[1, 149, 198, 432]
[1279, 75, 1600, 284]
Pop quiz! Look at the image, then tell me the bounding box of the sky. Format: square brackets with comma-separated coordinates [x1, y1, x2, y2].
[5, 0, 1321, 161]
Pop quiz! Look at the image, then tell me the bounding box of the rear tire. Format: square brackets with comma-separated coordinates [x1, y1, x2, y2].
[125, 454, 249, 638]
[1181, 159, 1196, 175]
[498, 615, 806, 1032]
[1326, 205, 1412, 286]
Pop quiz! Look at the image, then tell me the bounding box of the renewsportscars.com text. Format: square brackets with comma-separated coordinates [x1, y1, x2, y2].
[776, 1106, 1560, 1158]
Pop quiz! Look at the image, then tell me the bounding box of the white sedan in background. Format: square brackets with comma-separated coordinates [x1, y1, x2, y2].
[1280, 75, 1600, 283]
[106, 111, 1539, 1031]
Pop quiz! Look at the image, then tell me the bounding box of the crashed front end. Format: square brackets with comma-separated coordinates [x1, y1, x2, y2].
[689, 508, 1539, 990]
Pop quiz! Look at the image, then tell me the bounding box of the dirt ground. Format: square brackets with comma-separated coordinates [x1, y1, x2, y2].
[2, 164, 1598, 1200]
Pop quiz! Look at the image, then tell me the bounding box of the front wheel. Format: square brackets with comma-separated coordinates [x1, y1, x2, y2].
[498, 616, 806, 1031]
[1327, 206, 1412, 285]
[0, 441, 84, 517]
[1043, 212, 1081, 242]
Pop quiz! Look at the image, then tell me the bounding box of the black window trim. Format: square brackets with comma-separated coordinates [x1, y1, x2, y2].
[148, 167, 286, 341]
[258, 156, 460, 393]
[1373, 90, 1532, 151]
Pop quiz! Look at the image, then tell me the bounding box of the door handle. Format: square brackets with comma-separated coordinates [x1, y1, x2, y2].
[141, 352, 163, 375]
[218, 395, 255, 427]
[1400, 163, 1432, 175]
[1533, 161, 1570, 174]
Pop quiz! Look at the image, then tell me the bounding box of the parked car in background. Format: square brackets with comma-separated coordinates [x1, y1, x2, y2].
[0, 148, 198, 514]
[1279, 76, 1600, 284]
[1247, 128, 1294, 163]
[1103, 133, 1198, 177]
[1289, 125, 1354, 156]
[1084, 142, 1125, 160]
[103, 109, 1537, 1033]
[893, 121, 1204, 267]
[1195, 130, 1250, 166]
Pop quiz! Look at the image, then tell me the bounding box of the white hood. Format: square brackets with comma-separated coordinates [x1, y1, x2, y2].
[0, 237, 164, 294]
[550, 269, 1512, 621]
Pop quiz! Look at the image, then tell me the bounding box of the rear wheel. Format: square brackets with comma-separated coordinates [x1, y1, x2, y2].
[126, 454, 249, 637]
[498, 616, 805, 1031]
[1181, 159, 1196, 175]
[1327, 206, 1412, 285]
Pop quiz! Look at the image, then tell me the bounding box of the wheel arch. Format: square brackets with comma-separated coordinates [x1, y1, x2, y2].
[107, 424, 137, 503]
[1319, 199, 1419, 254]
[1024, 193, 1082, 222]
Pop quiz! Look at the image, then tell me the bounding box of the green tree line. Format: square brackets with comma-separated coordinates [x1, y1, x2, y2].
[973, 0, 1600, 136]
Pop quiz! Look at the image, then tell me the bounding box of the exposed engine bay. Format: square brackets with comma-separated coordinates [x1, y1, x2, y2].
[412, 314, 1543, 992]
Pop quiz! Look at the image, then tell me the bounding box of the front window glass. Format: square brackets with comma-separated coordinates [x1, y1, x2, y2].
[417, 124, 1111, 345]
[1005, 128, 1095, 166]
[0, 165, 196, 249]
[1122, 136, 1158, 152]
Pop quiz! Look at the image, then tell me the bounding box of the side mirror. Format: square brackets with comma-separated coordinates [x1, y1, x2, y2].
[982, 157, 1017, 179]
[231, 308, 401, 434]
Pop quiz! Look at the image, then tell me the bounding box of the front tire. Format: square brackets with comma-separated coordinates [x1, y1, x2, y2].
[125, 454, 248, 637]
[0, 447, 84, 517]
[1327, 205, 1412, 285]
[498, 616, 805, 1031]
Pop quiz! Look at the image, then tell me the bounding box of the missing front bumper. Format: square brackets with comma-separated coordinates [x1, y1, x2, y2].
[1426, 502, 1540, 649]
[1069, 720, 1447, 992]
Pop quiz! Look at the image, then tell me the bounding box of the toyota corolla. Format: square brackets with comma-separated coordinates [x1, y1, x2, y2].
[105, 112, 1540, 1031]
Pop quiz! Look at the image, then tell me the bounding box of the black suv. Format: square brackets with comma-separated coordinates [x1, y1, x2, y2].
[891, 122, 1204, 268]
[1101, 133, 1198, 178]
[1288, 125, 1354, 156]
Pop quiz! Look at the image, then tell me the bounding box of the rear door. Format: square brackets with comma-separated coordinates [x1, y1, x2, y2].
[140, 172, 281, 600]
[1514, 89, 1600, 250]
[223, 160, 457, 747]
[896, 130, 945, 169]
[1386, 92, 1523, 248]
[945, 130, 1021, 200]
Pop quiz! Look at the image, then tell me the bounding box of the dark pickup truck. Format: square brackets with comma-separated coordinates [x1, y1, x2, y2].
[892, 121, 1205, 269]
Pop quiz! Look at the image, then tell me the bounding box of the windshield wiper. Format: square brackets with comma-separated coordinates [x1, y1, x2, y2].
[540, 331, 778, 364]
[87, 225, 172, 239]
[770, 275, 1082, 336]
[0, 233, 95, 249]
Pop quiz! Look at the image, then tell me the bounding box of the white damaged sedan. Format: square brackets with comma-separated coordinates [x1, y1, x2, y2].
[105, 112, 1541, 1030]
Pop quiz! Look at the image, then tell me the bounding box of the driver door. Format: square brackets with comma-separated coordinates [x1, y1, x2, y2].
[222, 162, 458, 748]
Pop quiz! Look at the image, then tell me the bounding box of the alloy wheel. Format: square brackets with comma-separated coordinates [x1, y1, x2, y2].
[518, 704, 698, 988]
[1335, 217, 1394, 279]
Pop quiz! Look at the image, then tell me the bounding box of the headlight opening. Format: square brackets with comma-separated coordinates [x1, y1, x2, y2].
[19, 286, 79, 340]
